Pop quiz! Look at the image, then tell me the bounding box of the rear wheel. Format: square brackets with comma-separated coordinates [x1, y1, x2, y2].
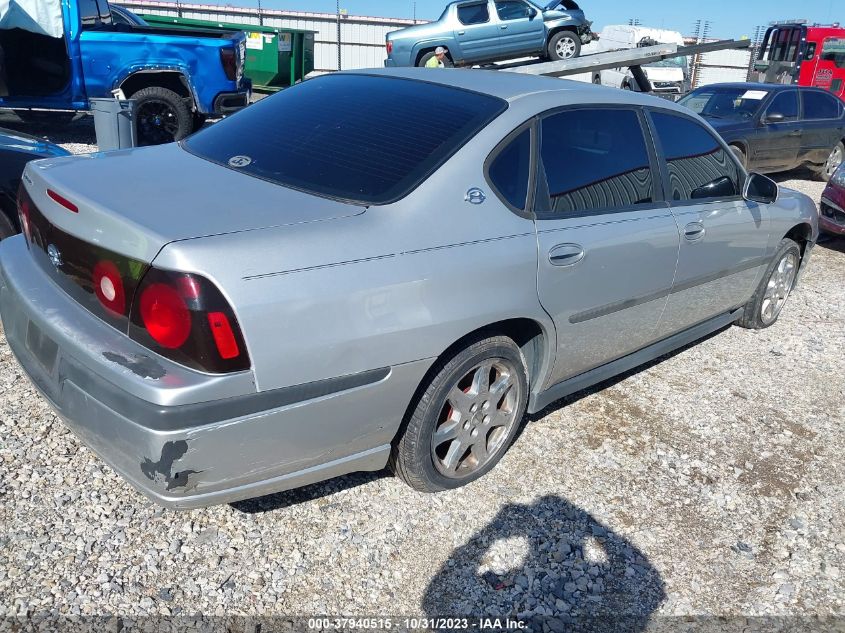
[391, 335, 529, 492]
[417, 51, 454, 68]
[737, 238, 801, 329]
[132, 86, 193, 146]
[548, 31, 581, 60]
[816, 141, 844, 182]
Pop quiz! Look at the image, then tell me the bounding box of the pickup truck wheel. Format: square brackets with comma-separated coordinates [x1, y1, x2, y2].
[391, 335, 528, 492]
[548, 31, 581, 60]
[730, 144, 747, 170]
[132, 86, 192, 146]
[192, 112, 209, 133]
[737, 238, 801, 330]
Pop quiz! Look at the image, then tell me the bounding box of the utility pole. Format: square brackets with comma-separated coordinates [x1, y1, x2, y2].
[257, 0, 263, 26]
[413, 2, 417, 23]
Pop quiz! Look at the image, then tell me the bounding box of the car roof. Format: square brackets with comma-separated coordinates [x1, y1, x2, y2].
[348, 67, 692, 112]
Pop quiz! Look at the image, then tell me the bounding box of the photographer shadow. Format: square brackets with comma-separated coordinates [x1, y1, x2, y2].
[422, 495, 665, 632]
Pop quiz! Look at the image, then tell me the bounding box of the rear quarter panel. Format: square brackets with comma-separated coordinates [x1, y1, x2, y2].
[152, 104, 553, 393]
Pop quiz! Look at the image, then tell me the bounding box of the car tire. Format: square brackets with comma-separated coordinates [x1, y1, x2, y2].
[131, 86, 193, 146]
[730, 144, 747, 170]
[815, 140, 844, 182]
[737, 238, 801, 330]
[417, 51, 454, 68]
[592, 74, 602, 85]
[548, 30, 581, 60]
[391, 335, 529, 493]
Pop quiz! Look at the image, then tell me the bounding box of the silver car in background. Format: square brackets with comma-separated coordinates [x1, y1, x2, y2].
[0, 69, 818, 509]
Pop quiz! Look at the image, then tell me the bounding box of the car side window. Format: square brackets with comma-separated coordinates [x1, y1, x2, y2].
[78, 0, 101, 27]
[488, 128, 531, 211]
[495, 0, 532, 21]
[457, 2, 490, 25]
[802, 90, 842, 120]
[537, 109, 655, 217]
[650, 111, 740, 203]
[766, 91, 799, 121]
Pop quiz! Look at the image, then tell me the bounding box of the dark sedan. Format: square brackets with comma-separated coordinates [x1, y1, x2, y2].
[0, 127, 69, 239]
[679, 83, 845, 181]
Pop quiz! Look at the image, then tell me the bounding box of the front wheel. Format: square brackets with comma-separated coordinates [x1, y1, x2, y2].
[132, 86, 193, 146]
[391, 335, 529, 493]
[737, 238, 801, 329]
[548, 31, 581, 60]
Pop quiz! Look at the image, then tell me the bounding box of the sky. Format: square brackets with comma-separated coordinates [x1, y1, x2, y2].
[253, 0, 841, 39]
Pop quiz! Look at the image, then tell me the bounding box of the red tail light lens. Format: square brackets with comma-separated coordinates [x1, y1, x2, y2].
[386, 40, 393, 55]
[129, 267, 250, 373]
[220, 48, 237, 81]
[93, 260, 127, 316]
[139, 282, 192, 349]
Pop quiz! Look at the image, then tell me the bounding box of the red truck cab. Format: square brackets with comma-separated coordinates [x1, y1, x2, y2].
[754, 22, 845, 99]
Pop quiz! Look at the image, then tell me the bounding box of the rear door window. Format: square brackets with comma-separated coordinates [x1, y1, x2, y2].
[78, 0, 101, 27]
[457, 2, 490, 25]
[183, 74, 507, 205]
[537, 108, 655, 217]
[802, 90, 842, 120]
[650, 111, 740, 202]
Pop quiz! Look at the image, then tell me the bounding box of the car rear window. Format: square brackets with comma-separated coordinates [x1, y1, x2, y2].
[183, 74, 507, 205]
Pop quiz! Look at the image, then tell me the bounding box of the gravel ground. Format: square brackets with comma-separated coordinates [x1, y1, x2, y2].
[0, 119, 843, 630]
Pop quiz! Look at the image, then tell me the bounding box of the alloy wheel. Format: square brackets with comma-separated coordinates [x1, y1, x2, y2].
[760, 251, 798, 325]
[825, 144, 844, 179]
[136, 99, 180, 145]
[556, 37, 578, 59]
[430, 359, 521, 479]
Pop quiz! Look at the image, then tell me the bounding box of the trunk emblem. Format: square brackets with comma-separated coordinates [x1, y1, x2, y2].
[228, 155, 252, 168]
[47, 244, 63, 269]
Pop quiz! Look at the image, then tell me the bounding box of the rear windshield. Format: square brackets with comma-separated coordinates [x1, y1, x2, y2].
[183, 74, 508, 205]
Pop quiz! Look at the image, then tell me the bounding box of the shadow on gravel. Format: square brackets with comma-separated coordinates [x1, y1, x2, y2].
[423, 495, 665, 632]
[229, 470, 388, 514]
[0, 111, 96, 146]
[817, 233, 845, 254]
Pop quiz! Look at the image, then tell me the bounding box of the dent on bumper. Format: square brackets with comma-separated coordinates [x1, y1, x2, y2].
[0, 237, 434, 509]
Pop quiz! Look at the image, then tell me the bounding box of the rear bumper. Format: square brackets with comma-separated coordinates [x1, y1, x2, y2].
[384, 58, 398, 68]
[212, 90, 250, 115]
[0, 237, 431, 509]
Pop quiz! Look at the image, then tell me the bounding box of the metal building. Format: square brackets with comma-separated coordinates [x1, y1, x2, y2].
[116, 0, 423, 71]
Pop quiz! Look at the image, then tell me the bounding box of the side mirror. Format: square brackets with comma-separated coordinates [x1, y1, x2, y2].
[528, 7, 538, 17]
[743, 172, 779, 204]
[763, 112, 785, 124]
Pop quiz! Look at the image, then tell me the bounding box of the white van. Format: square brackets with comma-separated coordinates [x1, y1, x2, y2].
[594, 25, 689, 95]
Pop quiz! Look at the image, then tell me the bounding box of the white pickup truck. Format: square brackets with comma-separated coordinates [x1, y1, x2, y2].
[593, 25, 689, 95]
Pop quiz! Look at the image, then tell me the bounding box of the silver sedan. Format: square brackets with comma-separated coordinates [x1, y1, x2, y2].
[0, 68, 818, 508]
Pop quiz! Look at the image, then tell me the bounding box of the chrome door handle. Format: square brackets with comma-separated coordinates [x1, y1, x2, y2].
[458, 30, 466, 35]
[549, 243, 585, 266]
[684, 222, 706, 242]
[501, 25, 508, 29]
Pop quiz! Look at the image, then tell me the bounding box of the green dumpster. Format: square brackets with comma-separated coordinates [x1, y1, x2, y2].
[140, 15, 315, 92]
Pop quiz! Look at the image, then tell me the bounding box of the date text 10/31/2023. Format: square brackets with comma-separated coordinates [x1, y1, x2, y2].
[307, 617, 528, 630]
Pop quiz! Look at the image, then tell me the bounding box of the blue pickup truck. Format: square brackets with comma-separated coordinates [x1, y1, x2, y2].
[385, 0, 595, 68]
[0, 0, 250, 144]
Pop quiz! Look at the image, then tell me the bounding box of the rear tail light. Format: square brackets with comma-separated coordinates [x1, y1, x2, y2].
[220, 48, 238, 81]
[129, 267, 250, 373]
[386, 40, 393, 55]
[16, 183, 32, 243]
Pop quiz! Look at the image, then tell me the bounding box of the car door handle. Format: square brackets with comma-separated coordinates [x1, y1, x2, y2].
[458, 30, 466, 35]
[684, 222, 706, 242]
[501, 25, 508, 29]
[549, 244, 585, 266]
[788, 130, 802, 137]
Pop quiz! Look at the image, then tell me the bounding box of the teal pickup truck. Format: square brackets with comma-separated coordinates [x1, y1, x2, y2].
[385, 0, 596, 68]
[0, 0, 251, 144]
